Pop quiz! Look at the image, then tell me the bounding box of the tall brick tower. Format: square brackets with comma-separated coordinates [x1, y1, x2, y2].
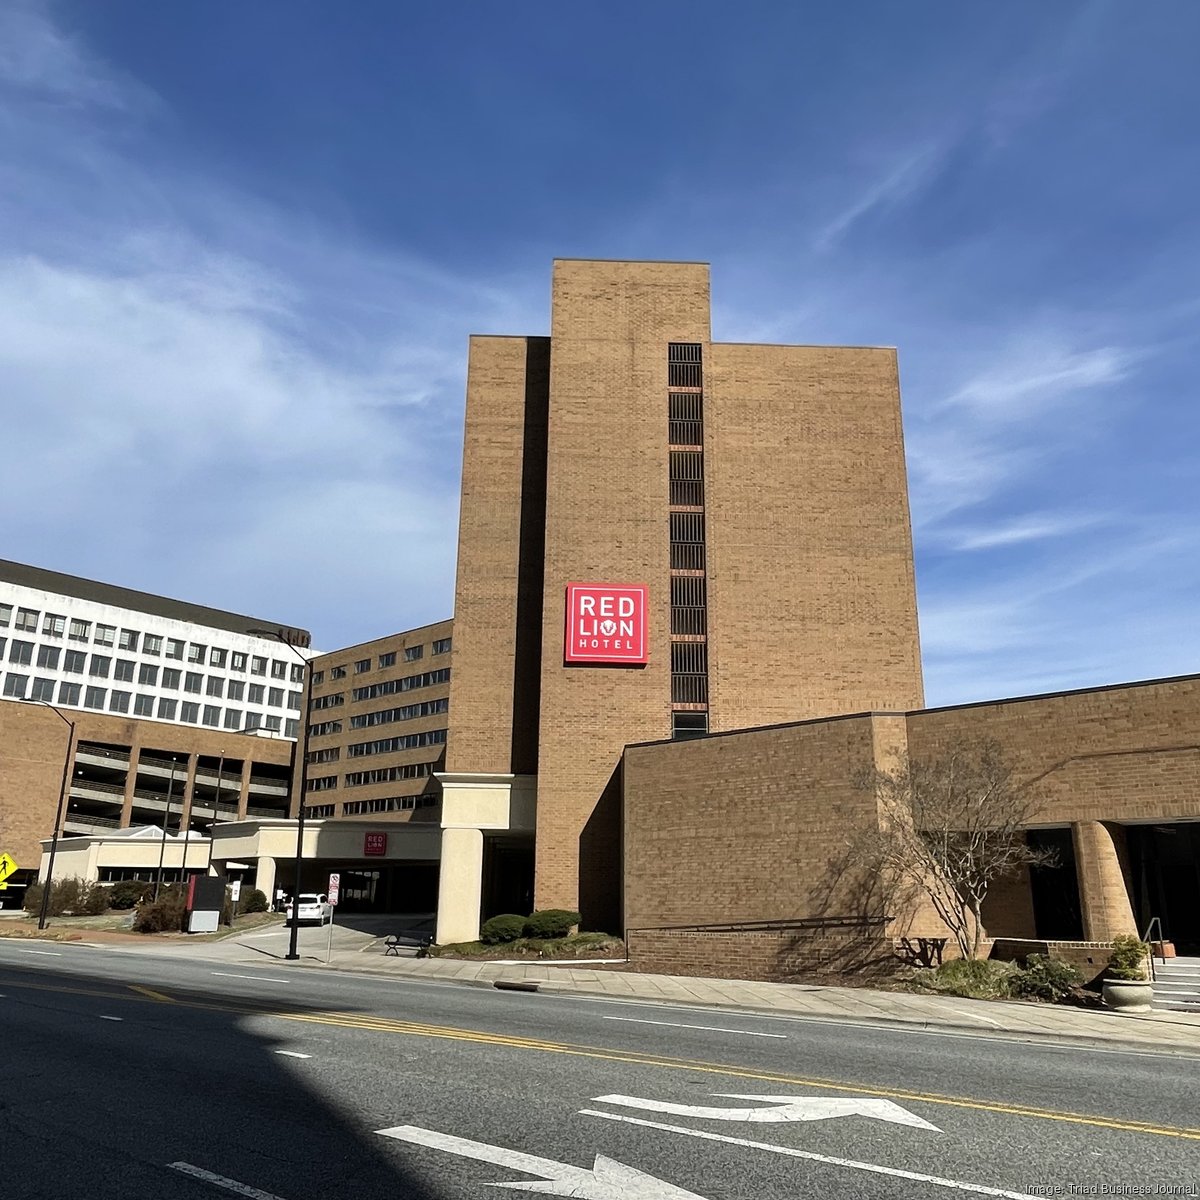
[437, 259, 923, 942]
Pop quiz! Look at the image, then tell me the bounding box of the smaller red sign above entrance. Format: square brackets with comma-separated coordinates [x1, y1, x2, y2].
[564, 583, 648, 665]
[364, 832, 388, 857]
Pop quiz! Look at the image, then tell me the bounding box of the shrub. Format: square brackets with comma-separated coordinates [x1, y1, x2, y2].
[1108, 935, 1150, 981]
[522, 909, 581, 940]
[134, 886, 188, 933]
[81, 884, 112, 915]
[239, 888, 269, 914]
[22, 878, 94, 917]
[480, 914, 526, 944]
[909, 957, 1017, 1000]
[110, 880, 154, 909]
[1009, 954, 1082, 1002]
[22, 882, 44, 916]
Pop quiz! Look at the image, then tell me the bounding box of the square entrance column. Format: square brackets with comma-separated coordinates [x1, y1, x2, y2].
[436, 827, 484, 945]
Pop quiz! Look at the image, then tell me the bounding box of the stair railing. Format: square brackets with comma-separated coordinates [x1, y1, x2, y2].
[1140, 916, 1165, 982]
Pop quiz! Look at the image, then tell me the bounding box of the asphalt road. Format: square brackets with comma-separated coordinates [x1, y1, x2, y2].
[3, 939, 1199, 1200]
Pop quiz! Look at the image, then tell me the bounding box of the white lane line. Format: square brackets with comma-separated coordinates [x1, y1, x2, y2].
[274, 1050, 312, 1059]
[168, 1162, 290, 1200]
[16, 948, 61, 956]
[602, 1015, 786, 1039]
[579, 1110, 1033, 1199]
[211, 972, 290, 984]
[99, 1015, 123, 1022]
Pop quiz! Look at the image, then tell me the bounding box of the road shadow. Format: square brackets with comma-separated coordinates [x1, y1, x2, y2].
[3, 959, 459, 1200]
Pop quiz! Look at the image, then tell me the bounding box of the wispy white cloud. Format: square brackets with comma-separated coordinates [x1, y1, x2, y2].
[946, 513, 1107, 552]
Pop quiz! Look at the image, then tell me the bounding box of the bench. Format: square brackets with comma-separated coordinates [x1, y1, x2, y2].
[384, 932, 433, 957]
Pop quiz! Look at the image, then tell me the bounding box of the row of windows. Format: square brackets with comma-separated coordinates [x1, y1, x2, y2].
[0, 607, 303, 680]
[1, 671, 295, 734]
[306, 776, 337, 792]
[346, 728, 448, 758]
[306, 803, 336, 818]
[0, 641, 300, 710]
[348, 697, 449, 730]
[342, 794, 438, 815]
[309, 720, 342, 737]
[307, 746, 341, 764]
[310, 639, 451, 687]
[343, 761, 438, 788]
[352, 668, 450, 703]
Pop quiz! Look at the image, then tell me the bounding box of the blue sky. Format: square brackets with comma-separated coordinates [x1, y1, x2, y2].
[2, 0, 1198, 706]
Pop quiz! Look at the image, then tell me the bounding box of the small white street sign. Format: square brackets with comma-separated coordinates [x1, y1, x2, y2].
[327, 873, 340, 905]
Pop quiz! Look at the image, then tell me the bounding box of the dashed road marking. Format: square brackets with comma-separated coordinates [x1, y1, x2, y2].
[168, 1162, 290, 1200]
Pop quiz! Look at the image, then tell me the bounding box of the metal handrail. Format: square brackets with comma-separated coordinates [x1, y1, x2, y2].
[1141, 916, 1165, 982]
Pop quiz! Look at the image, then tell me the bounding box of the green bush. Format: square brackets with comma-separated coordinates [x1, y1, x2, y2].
[1009, 954, 1082, 1002]
[522, 909, 581, 940]
[134, 886, 188, 933]
[22, 878, 98, 917]
[22, 882, 44, 916]
[109, 880, 154, 909]
[81, 884, 112, 915]
[909, 957, 1017, 1000]
[239, 888, 269, 914]
[1108, 934, 1150, 981]
[480, 914, 526, 944]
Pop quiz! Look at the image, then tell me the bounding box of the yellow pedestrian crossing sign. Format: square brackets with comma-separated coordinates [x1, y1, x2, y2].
[0, 852, 19, 890]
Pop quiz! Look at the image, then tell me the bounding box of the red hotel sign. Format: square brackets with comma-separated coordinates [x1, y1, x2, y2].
[364, 832, 388, 856]
[564, 582, 648, 665]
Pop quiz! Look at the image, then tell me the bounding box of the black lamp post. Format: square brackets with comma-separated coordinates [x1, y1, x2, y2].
[248, 629, 312, 962]
[153, 758, 179, 901]
[27, 700, 75, 931]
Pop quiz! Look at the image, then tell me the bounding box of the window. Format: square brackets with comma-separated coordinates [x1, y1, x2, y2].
[268, 687, 284, 707]
[180, 701, 199, 723]
[210, 647, 227, 668]
[404, 645, 424, 662]
[352, 668, 450, 701]
[349, 697, 449, 729]
[347, 729, 448, 758]
[306, 803, 336, 818]
[342, 794, 436, 815]
[166, 638, 185, 660]
[37, 644, 60, 670]
[162, 667, 181, 690]
[114, 659, 135, 682]
[264, 714, 282, 732]
[308, 747, 341, 765]
[231, 651, 247, 672]
[157, 697, 177, 721]
[3, 673, 29, 699]
[184, 672, 202, 694]
[0, 604, 10, 626]
[69, 618, 90, 642]
[223, 708, 242, 730]
[144, 634, 163, 656]
[310, 692, 344, 710]
[311, 669, 324, 685]
[242, 712, 262, 732]
[118, 629, 139, 652]
[134, 694, 155, 717]
[308, 720, 342, 737]
[228, 680, 245, 702]
[9, 640, 33, 666]
[207, 676, 225, 698]
[355, 658, 371, 674]
[306, 776, 337, 792]
[251, 656, 267, 676]
[58, 681, 81, 705]
[285, 718, 298, 739]
[270, 659, 287, 680]
[89, 654, 111, 678]
[378, 652, 395, 669]
[344, 761, 437, 787]
[64, 649, 85, 674]
[138, 663, 159, 686]
[287, 690, 302, 709]
[202, 704, 220, 727]
[188, 643, 206, 664]
[84, 685, 106, 709]
[42, 613, 66, 638]
[16, 608, 39, 632]
[31, 677, 55, 702]
[671, 710, 709, 740]
[432, 638, 452, 655]
[290, 663, 305, 684]
[248, 683, 265, 704]
[0, 637, 5, 658]
[109, 691, 131, 714]
[94, 624, 116, 647]
[329, 665, 346, 680]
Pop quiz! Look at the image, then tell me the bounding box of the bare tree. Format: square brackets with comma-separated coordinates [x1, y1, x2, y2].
[857, 739, 1056, 960]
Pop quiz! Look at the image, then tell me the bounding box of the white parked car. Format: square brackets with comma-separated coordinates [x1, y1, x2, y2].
[292, 893, 332, 924]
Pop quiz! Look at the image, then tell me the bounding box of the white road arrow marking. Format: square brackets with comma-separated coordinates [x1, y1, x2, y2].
[593, 1093, 940, 1131]
[376, 1124, 710, 1199]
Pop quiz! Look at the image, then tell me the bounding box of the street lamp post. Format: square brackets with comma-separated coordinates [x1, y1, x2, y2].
[153, 759, 179, 901]
[26, 700, 76, 931]
[248, 629, 312, 962]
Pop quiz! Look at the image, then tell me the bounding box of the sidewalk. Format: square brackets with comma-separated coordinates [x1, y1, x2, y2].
[295, 940, 1200, 1055]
